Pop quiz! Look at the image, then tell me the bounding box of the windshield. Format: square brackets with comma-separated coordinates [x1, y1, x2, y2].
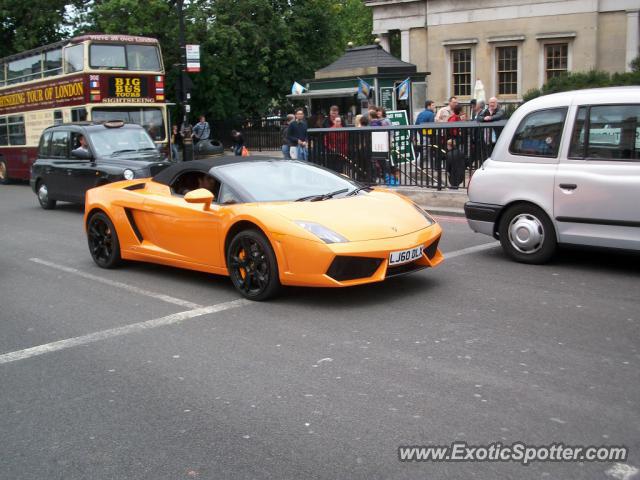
[215, 161, 358, 202]
[91, 107, 166, 141]
[89, 128, 157, 158]
[90, 44, 161, 71]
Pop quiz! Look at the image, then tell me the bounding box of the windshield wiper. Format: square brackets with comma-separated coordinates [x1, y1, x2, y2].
[295, 188, 349, 202]
[346, 186, 372, 196]
[138, 147, 158, 151]
[111, 149, 137, 156]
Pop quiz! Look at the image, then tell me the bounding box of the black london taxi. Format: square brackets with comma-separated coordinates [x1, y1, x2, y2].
[30, 121, 170, 209]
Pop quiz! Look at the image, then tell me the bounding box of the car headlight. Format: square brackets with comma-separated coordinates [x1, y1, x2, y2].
[123, 169, 135, 180]
[294, 221, 348, 244]
[413, 203, 435, 226]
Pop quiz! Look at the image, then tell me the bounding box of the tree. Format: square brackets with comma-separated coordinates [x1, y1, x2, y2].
[0, 0, 82, 55]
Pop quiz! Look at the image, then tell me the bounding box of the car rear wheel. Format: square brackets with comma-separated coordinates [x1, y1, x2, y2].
[0, 160, 9, 185]
[87, 212, 122, 269]
[37, 181, 57, 209]
[498, 204, 556, 264]
[227, 229, 280, 301]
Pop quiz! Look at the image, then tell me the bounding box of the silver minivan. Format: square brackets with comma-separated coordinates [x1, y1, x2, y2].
[465, 87, 640, 263]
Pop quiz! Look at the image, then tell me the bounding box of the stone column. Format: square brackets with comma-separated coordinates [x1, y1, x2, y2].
[378, 33, 390, 52]
[626, 10, 639, 72]
[400, 29, 411, 63]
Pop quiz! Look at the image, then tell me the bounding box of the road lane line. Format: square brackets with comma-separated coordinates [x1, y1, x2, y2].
[29, 258, 202, 309]
[0, 299, 249, 365]
[445, 241, 500, 259]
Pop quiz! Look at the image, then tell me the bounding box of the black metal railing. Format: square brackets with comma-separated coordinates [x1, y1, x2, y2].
[308, 121, 507, 190]
[211, 117, 285, 151]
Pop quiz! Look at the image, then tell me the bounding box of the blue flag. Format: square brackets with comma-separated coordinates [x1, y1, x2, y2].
[291, 81, 306, 95]
[397, 78, 410, 101]
[357, 78, 372, 97]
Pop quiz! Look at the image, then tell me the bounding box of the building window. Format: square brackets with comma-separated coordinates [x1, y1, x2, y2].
[389, 30, 401, 59]
[451, 48, 471, 96]
[497, 46, 518, 95]
[545, 43, 568, 81]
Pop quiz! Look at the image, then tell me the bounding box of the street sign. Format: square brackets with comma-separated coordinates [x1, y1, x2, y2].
[185, 44, 201, 72]
[380, 87, 395, 111]
[386, 110, 415, 164]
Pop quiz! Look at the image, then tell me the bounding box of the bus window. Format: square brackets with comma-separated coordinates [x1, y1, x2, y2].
[90, 44, 126, 69]
[92, 107, 166, 141]
[8, 55, 42, 84]
[72, 108, 87, 122]
[7, 116, 25, 145]
[44, 49, 63, 77]
[64, 44, 84, 73]
[0, 117, 8, 146]
[126, 45, 160, 71]
[0, 63, 5, 87]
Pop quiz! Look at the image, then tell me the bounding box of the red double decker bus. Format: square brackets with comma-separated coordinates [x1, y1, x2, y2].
[0, 34, 169, 183]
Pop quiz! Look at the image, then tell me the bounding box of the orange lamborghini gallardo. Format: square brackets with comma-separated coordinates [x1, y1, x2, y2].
[84, 157, 443, 300]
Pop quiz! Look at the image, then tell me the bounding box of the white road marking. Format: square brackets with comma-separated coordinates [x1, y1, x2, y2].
[29, 258, 202, 309]
[0, 299, 248, 365]
[445, 242, 500, 259]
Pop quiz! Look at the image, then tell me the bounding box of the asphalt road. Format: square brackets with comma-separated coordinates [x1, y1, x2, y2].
[1, 183, 639, 480]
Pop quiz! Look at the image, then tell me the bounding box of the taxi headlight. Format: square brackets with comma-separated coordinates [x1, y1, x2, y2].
[295, 221, 348, 244]
[123, 169, 135, 180]
[413, 203, 435, 226]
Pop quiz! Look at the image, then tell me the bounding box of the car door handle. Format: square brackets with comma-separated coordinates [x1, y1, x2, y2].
[559, 183, 577, 190]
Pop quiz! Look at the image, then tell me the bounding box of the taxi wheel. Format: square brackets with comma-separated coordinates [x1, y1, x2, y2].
[0, 160, 9, 185]
[227, 229, 280, 301]
[498, 203, 556, 264]
[87, 212, 122, 269]
[36, 181, 57, 210]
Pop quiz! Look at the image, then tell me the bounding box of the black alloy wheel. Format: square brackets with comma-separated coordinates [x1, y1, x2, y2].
[0, 160, 9, 185]
[87, 212, 122, 268]
[36, 181, 56, 209]
[227, 229, 280, 301]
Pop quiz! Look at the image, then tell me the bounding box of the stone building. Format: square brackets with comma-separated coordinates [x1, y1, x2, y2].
[365, 0, 640, 110]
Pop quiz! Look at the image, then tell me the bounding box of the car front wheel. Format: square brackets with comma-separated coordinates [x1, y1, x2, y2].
[498, 204, 557, 264]
[227, 229, 280, 301]
[87, 212, 122, 268]
[37, 181, 57, 209]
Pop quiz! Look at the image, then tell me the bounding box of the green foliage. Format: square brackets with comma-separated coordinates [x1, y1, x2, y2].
[630, 55, 640, 73]
[523, 69, 640, 102]
[0, 0, 82, 55]
[2, 0, 374, 119]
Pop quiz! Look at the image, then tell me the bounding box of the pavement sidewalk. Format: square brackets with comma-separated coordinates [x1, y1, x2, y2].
[394, 187, 467, 217]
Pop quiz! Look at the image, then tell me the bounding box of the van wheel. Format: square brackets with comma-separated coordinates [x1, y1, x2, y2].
[0, 160, 9, 185]
[37, 181, 57, 209]
[227, 229, 280, 301]
[498, 204, 556, 264]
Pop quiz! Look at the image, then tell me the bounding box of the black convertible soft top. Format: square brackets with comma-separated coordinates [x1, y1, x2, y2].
[152, 155, 280, 185]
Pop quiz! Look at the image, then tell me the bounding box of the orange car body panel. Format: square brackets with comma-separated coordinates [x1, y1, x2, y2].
[84, 179, 443, 287]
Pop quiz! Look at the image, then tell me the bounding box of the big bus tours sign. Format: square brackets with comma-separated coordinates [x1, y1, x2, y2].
[0, 73, 165, 115]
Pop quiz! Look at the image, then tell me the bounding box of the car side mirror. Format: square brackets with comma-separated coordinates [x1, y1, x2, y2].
[184, 188, 214, 210]
[71, 149, 93, 160]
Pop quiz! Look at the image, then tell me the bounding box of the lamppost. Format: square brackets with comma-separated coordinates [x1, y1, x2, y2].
[175, 0, 193, 161]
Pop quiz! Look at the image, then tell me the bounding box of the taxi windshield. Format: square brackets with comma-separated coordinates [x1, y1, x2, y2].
[89, 128, 158, 158]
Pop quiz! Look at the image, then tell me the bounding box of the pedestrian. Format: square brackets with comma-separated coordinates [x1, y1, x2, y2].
[377, 107, 391, 126]
[445, 139, 466, 189]
[415, 100, 435, 124]
[369, 109, 382, 126]
[355, 114, 369, 127]
[280, 114, 294, 159]
[323, 105, 341, 128]
[435, 96, 458, 123]
[471, 99, 485, 121]
[231, 129, 244, 156]
[192, 115, 210, 145]
[287, 108, 308, 161]
[477, 97, 505, 123]
[170, 124, 182, 162]
[447, 104, 465, 139]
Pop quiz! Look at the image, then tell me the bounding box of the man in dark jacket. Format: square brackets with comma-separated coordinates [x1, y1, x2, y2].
[476, 97, 504, 123]
[287, 108, 308, 160]
[445, 139, 466, 189]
